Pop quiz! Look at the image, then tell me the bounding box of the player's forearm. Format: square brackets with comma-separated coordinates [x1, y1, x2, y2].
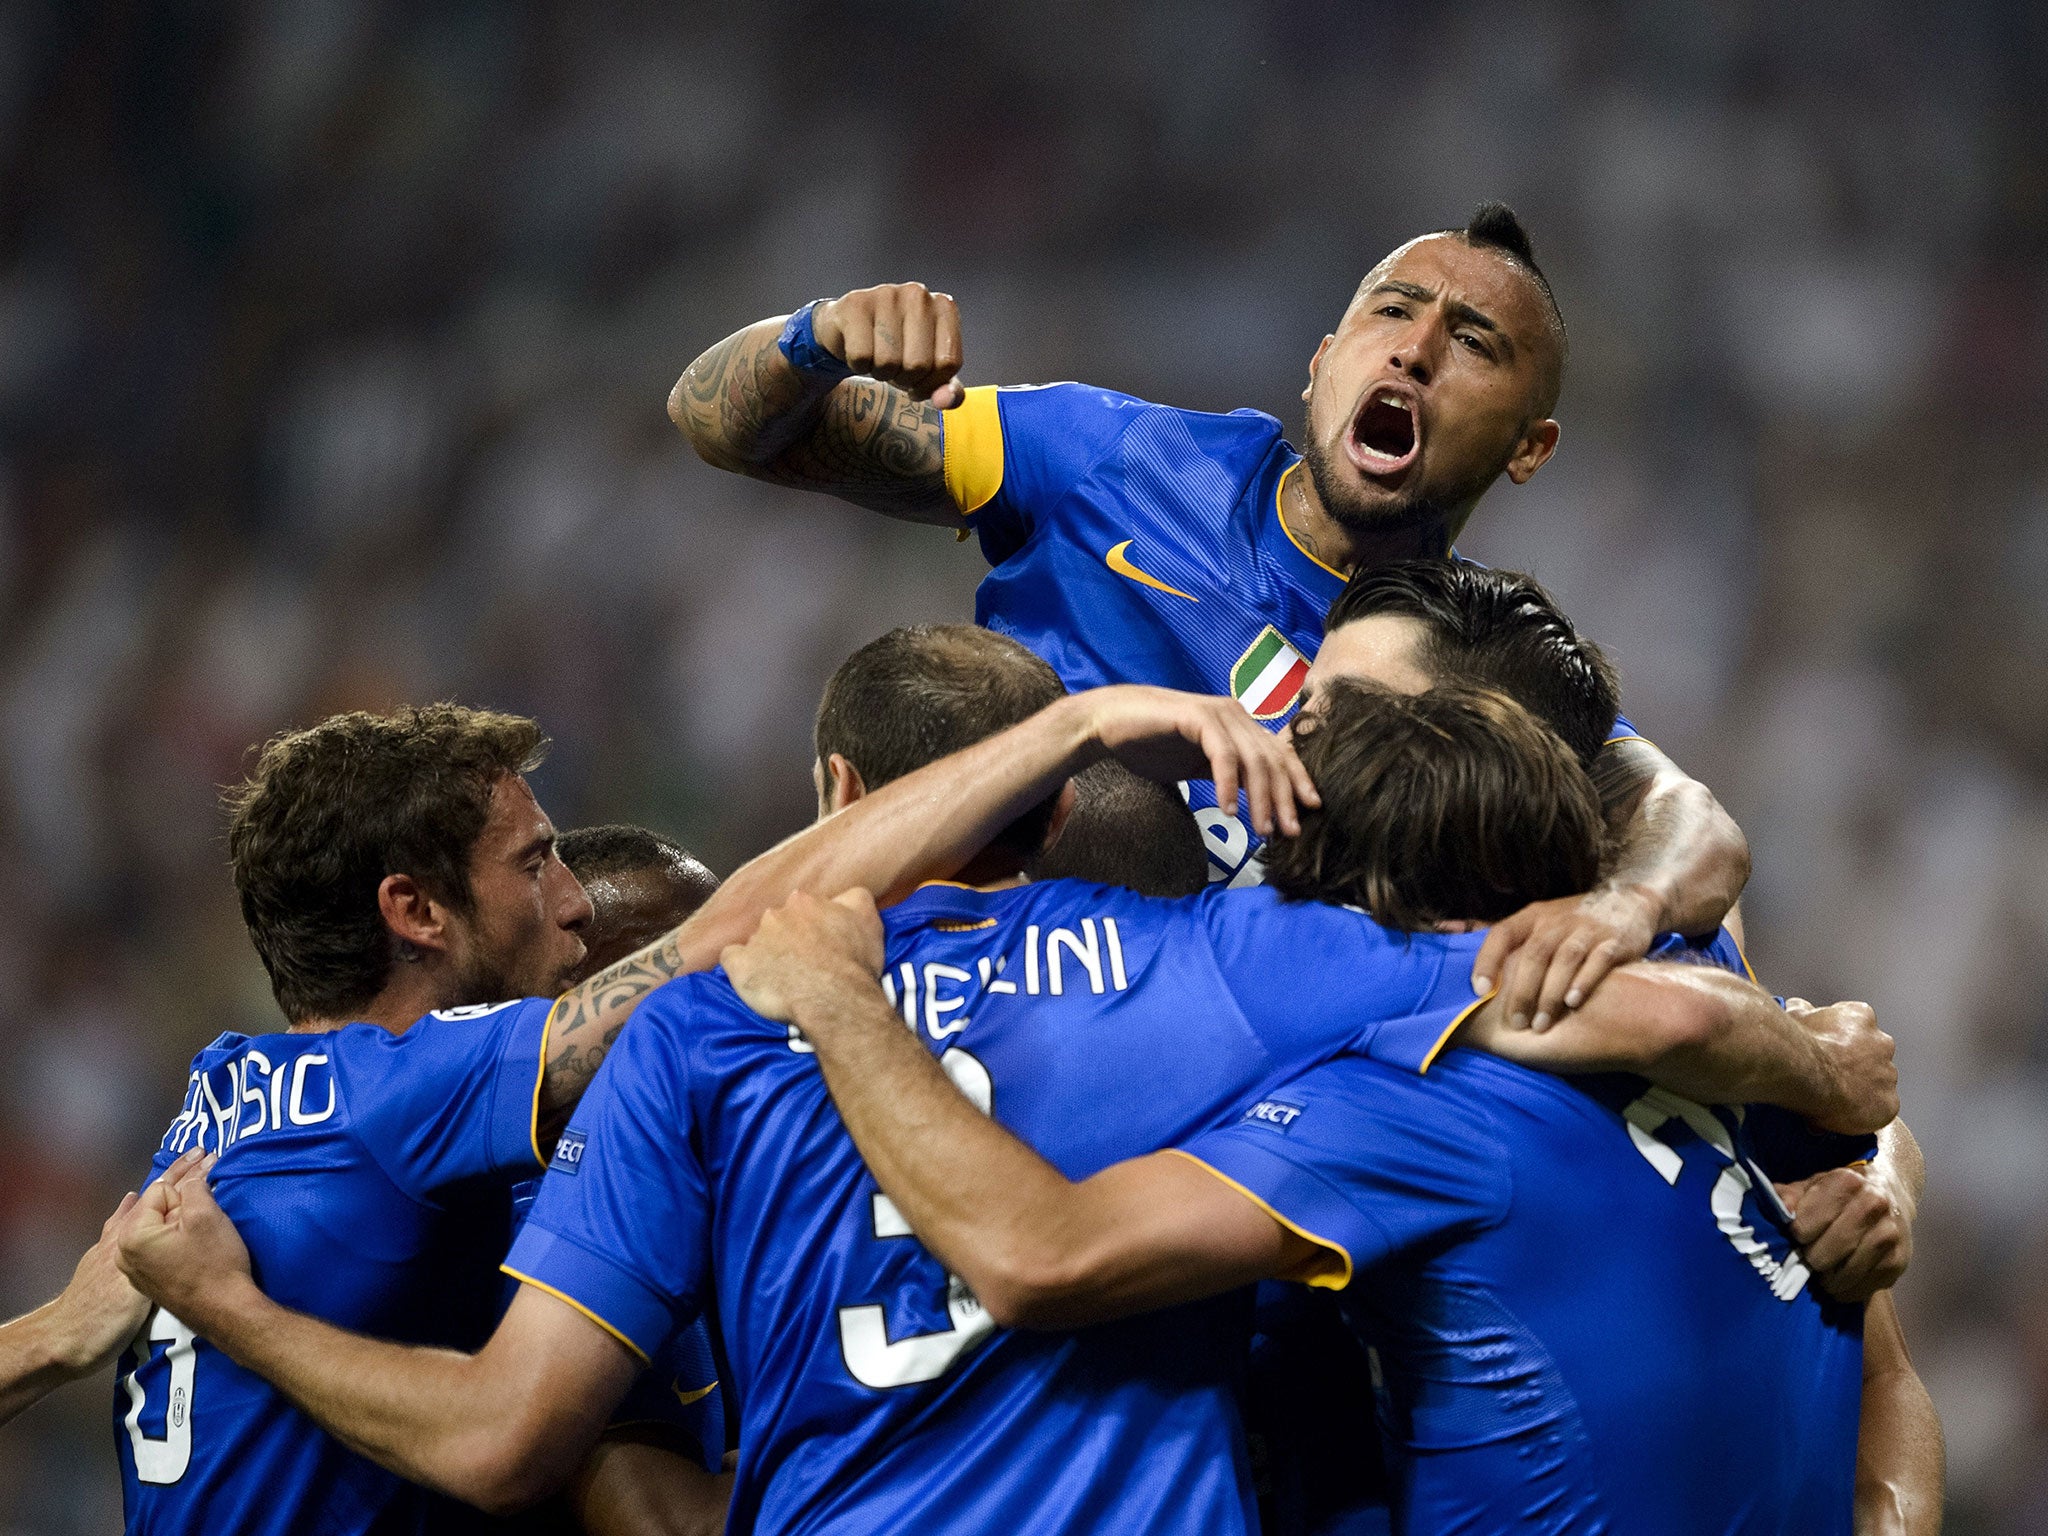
[1593, 744, 1749, 939]
[669, 318, 838, 473]
[538, 701, 1100, 1136]
[1484, 965, 1895, 1131]
[1878, 1120, 1926, 1211]
[799, 983, 1085, 1316]
[184, 1278, 555, 1512]
[0, 1302, 99, 1425]
[1857, 1293, 1945, 1536]
[799, 983, 1219, 1329]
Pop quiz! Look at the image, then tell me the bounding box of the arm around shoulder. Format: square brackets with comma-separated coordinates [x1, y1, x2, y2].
[1466, 964, 1898, 1134]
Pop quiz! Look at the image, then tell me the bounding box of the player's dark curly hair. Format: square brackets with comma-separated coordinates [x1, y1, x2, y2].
[1263, 682, 1603, 930]
[1322, 560, 1621, 768]
[816, 625, 1067, 856]
[226, 704, 547, 1023]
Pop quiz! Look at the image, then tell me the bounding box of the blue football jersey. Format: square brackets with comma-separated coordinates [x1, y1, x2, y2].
[1247, 923, 1828, 1536]
[507, 879, 1490, 1536]
[941, 384, 1640, 885]
[1182, 1045, 1866, 1535]
[509, 1175, 729, 1470]
[116, 1000, 551, 1536]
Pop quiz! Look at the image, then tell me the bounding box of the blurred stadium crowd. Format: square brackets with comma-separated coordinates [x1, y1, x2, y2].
[0, 0, 2042, 1529]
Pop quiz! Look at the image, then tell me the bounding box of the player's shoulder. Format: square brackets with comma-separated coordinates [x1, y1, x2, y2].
[334, 997, 550, 1061]
[1194, 882, 1454, 958]
[996, 381, 1285, 452]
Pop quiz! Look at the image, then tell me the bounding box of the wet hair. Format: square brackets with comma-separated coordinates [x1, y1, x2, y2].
[816, 625, 1067, 856]
[558, 824, 719, 977]
[557, 824, 715, 891]
[1029, 759, 1209, 898]
[1262, 682, 1603, 930]
[1322, 560, 1620, 768]
[226, 704, 546, 1024]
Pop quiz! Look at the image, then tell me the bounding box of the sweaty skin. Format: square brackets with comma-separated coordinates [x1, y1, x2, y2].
[109, 686, 1317, 1514]
[714, 890, 1897, 1330]
[670, 260, 1749, 1040]
[723, 894, 1930, 1529]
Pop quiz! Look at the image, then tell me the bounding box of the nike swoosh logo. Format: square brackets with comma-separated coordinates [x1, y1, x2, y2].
[1105, 540, 1198, 603]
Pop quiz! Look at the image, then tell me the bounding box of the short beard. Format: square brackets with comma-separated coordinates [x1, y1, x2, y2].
[447, 947, 523, 1010]
[1300, 433, 1451, 534]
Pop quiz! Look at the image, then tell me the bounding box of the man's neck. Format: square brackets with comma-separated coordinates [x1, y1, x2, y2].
[1285, 465, 1469, 574]
[289, 973, 454, 1036]
[950, 849, 1031, 892]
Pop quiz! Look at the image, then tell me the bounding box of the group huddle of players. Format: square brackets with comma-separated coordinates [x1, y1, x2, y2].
[0, 204, 1944, 1534]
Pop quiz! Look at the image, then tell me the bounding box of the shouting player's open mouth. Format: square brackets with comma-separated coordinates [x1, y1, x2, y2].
[1345, 383, 1421, 479]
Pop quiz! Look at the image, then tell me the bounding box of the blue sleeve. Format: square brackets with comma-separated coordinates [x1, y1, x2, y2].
[503, 987, 712, 1362]
[1607, 711, 1640, 742]
[944, 383, 1144, 564]
[344, 998, 552, 1200]
[1179, 1054, 1508, 1283]
[607, 1321, 727, 1470]
[1199, 889, 1477, 1073]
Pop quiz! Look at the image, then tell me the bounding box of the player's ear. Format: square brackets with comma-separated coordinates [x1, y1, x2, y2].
[1037, 779, 1079, 858]
[1303, 335, 1334, 402]
[1504, 418, 1560, 485]
[377, 873, 447, 957]
[825, 753, 867, 816]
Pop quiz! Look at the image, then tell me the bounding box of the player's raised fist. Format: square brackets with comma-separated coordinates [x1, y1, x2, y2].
[814, 283, 965, 408]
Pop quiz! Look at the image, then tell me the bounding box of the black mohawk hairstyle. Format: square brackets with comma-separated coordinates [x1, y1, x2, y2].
[1464, 201, 1539, 268]
[1451, 200, 1567, 409]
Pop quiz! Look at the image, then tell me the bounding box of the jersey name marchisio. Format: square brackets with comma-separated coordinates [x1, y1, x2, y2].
[116, 1002, 551, 1536]
[507, 880, 1491, 1536]
[941, 384, 1638, 886]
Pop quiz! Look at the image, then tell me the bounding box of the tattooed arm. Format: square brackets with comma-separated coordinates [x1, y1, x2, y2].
[533, 684, 1318, 1145]
[668, 284, 965, 526]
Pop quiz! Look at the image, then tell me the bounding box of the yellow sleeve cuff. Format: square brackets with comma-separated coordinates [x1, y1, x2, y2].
[941, 385, 1005, 515]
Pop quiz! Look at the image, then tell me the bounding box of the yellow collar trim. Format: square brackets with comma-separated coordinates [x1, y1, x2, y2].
[1274, 460, 1347, 581]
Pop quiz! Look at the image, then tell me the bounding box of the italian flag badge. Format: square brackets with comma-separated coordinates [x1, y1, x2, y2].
[1231, 626, 1310, 720]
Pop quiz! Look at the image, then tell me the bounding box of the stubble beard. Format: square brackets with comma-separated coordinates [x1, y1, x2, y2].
[1300, 431, 1451, 535]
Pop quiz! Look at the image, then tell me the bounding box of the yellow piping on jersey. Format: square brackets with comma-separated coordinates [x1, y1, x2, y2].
[501, 1266, 651, 1364]
[1417, 991, 1493, 1074]
[530, 999, 561, 1170]
[1164, 1149, 1353, 1290]
[942, 386, 1005, 516]
[1273, 461, 1346, 580]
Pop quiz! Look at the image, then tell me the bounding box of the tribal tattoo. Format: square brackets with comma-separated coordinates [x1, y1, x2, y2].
[672, 322, 958, 524]
[535, 927, 690, 1146]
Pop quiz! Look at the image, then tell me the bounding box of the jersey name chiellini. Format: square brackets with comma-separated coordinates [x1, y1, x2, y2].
[940, 384, 1637, 885]
[506, 879, 1490, 1536]
[116, 1001, 551, 1536]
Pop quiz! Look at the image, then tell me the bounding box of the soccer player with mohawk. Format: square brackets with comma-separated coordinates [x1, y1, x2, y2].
[672, 202, 1748, 1035]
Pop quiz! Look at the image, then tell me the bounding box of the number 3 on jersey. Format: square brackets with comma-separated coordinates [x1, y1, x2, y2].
[122, 1307, 197, 1484]
[838, 1049, 998, 1389]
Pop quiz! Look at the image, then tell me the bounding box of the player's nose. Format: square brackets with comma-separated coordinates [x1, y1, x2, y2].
[557, 869, 595, 931]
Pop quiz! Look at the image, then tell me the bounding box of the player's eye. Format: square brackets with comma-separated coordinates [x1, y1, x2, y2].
[1377, 304, 1409, 320]
[1457, 332, 1493, 358]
